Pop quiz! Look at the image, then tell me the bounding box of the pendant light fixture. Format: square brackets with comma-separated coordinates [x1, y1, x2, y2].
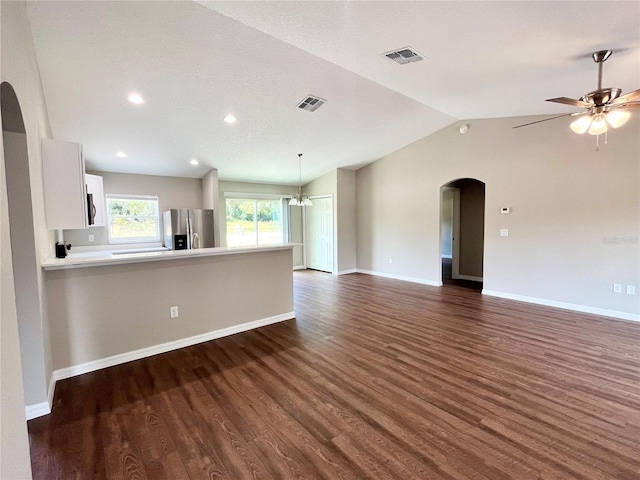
[289, 153, 312, 207]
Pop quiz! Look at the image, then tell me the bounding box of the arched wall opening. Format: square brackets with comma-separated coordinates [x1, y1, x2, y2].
[440, 178, 485, 287]
[1, 81, 48, 408]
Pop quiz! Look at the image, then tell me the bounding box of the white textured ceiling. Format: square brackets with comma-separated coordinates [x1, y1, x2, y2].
[26, 1, 640, 184]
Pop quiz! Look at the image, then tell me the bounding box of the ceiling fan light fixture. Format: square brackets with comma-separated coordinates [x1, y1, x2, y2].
[588, 114, 607, 135]
[570, 116, 592, 134]
[605, 110, 631, 129]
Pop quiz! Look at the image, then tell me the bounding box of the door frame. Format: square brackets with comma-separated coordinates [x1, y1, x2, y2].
[440, 186, 461, 282]
[305, 194, 334, 274]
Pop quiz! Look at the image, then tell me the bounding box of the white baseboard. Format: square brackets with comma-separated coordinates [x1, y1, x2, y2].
[454, 274, 483, 282]
[337, 269, 357, 275]
[293, 265, 306, 271]
[356, 269, 442, 287]
[48, 374, 56, 407]
[24, 371, 57, 420]
[52, 312, 295, 383]
[482, 290, 640, 323]
[25, 401, 51, 420]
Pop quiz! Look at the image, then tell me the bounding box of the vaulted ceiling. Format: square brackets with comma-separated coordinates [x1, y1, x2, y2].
[26, 1, 640, 184]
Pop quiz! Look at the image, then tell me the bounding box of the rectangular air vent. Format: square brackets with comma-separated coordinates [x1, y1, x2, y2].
[297, 95, 326, 112]
[383, 47, 424, 65]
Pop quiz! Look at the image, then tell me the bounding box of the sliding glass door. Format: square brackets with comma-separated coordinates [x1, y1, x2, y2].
[225, 198, 284, 247]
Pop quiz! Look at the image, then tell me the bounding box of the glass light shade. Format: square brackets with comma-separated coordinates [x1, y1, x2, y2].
[303, 197, 313, 206]
[289, 197, 299, 206]
[588, 115, 607, 135]
[569, 116, 592, 134]
[605, 110, 631, 129]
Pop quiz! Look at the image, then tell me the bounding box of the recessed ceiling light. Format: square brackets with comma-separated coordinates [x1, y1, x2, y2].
[223, 115, 237, 124]
[116, 151, 127, 158]
[127, 93, 144, 105]
[190, 158, 199, 165]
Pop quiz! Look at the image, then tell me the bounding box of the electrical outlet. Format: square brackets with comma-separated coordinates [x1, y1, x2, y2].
[613, 284, 622, 293]
[626, 285, 636, 295]
[88, 234, 94, 242]
[388, 257, 393, 264]
[170, 306, 179, 318]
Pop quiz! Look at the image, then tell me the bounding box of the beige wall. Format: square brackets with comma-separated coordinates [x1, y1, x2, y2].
[0, 123, 34, 480]
[357, 115, 640, 317]
[3, 131, 47, 405]
[64, 171, 203, 246]
[336, 169, 357, 273]
[218, 180, 303, 266]
[1, 1, 46, 475]
[2, 0, 55, 412]
[46, 249, 293, 370]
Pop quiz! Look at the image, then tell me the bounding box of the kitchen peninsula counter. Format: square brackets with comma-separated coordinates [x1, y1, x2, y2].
[42, 244, 294, 270]
[43, 245, 295, 379]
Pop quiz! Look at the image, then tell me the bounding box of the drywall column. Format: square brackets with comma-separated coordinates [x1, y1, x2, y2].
[202, 168, 220, 247]
[337, 169, 357, 273]
[0, 132, 33, 480]
[3, 130, 47, 407]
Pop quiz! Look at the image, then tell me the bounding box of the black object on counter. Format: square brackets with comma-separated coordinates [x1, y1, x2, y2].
[55, 242, 71, 259]
[174, 234, 187, 250]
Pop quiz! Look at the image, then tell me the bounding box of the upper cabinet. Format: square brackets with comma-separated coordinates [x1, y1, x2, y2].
[85, 173, 105, 227]
[42, 138, 88, 230]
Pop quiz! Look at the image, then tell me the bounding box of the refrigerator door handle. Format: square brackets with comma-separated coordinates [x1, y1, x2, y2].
[188, 214, 193, 249]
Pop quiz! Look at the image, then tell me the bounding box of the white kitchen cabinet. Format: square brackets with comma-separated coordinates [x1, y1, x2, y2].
[42, 138, 88, 230]
[85, 173, 105, 227]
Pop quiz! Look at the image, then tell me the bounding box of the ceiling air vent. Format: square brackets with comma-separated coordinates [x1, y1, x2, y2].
[297, 95, 326, 112]
[383, 47, 424, 65]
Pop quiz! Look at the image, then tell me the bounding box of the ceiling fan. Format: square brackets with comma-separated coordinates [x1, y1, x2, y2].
[514, 50, 640, 137]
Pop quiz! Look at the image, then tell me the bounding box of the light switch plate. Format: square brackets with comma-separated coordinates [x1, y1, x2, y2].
[613, 284, 622, 293]
[627, 285, 636, 295]
[500, 229, 509, 237]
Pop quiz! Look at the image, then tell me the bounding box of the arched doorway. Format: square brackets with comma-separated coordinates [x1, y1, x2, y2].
[1, 82, 48, 412]
[440, 178, 485, 289]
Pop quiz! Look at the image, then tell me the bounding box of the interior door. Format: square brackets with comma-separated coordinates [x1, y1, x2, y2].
[306, 196, 334, 273]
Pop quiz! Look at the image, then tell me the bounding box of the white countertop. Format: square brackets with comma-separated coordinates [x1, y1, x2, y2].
[42, 244, 295, 270]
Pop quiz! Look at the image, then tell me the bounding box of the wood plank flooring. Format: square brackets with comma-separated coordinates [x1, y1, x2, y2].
[28, 271, 640, 479]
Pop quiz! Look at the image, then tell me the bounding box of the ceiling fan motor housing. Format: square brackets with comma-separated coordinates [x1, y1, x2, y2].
[581, 88, 621, 107]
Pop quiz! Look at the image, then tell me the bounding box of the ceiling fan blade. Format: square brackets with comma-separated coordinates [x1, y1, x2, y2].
[546, 97, 591, 108]
[611, 89, 640, 105]
[616, 101, 640, 109]
[512, 112, 583, 129]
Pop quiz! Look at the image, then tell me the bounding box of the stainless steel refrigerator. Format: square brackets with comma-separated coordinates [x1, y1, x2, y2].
[163, 209, 215, 250]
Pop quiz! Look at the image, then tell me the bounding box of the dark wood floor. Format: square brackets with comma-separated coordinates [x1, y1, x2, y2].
[29, 271, 640, 479]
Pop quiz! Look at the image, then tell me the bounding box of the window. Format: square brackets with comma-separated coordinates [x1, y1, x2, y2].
[225, 197, 286, 247]
[106, 194, 160, 244]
